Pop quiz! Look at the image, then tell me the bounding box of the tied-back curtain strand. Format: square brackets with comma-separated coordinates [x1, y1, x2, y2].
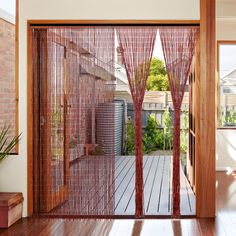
[116, 26, 157, 217]
[159, 26, 199, 217]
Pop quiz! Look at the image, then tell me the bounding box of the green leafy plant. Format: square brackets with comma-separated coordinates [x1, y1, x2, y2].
[163, 108, 173, 151]
[142, 114, 164, 153]
[125, 119, 136, 155]
[149, 58, 167, 77]
[147, 74, 169, 91]
[146, 58, 169, 91]
[180, 110, 189, 153]
[125, 110, 189, 155]
[0, 125, 21, 162]
[226, 111, 236, 125]
[220, 110, 236, 127]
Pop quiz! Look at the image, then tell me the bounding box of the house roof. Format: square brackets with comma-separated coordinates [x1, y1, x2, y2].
[222, 68, 236, 79]
[0, 8, 15, 25]
[221, 68, 236, 87]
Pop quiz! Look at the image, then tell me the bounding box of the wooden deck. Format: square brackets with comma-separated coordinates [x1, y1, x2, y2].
[114, 156, 195, 216]
[51, 155, 195, 216]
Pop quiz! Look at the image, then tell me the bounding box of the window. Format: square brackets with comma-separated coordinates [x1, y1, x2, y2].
[0, 0, 18, 152]
[218, 42, 236, 128]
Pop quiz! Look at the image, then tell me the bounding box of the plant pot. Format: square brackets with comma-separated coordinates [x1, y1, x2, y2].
[0, 192, 23, 228]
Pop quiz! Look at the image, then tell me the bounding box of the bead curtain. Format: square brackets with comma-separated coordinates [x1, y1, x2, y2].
[159, 26, 199, 217]
[117, 26, 157, 216]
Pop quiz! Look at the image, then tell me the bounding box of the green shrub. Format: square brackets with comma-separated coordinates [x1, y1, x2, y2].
[125, 109, 189, 155]
[180, 110, 189, 153]
[125, 119, 136, 155]
[220, 111, 236, 126]
[142, 114, 164, 153]
[163, 108, 173, 151]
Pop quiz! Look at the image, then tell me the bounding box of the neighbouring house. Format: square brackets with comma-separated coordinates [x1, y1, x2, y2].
[220, 69, 236, 108]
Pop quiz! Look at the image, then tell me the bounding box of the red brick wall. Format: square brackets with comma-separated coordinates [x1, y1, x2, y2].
[0, 18, 16, 141]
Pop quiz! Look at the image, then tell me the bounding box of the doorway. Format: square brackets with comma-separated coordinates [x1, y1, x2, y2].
[30, 25, 197, 217]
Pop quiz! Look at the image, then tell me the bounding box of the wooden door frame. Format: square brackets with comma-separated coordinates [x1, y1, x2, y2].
[195, 0, 216, 218]
[27, 16, 216, 218]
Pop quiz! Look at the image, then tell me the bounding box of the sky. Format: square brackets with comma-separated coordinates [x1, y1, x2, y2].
[219, 45, 236, 78]
[153, 33, 165, 61]
[115, 31, 164, 64]
[0, 0, 15, 15]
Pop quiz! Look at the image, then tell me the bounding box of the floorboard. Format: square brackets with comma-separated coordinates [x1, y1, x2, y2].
[123, 156, 152, 214]
[145, 156, 161, 214]
[158, 156, 171, 215]
[143, 156, 156, 213]
[2, 172, 235, 235]
[115, 158, 136, 214]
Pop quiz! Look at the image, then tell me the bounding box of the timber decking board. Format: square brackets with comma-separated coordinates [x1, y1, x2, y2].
[142, 156, 156, 213]
[180, 163, 192, 215]
[158, 156, 171, 215]
[114, 156, 137, 214]
[183, 169, 196, 213]
[115, 156, 150, 214]
[144, 156, 161, 214]
[49, 155, 195, 216]
[124, 156, 154, 213]
[146, 156, 165, 214]
[114, 156, 195, 215]
[93, 156, 131, 211]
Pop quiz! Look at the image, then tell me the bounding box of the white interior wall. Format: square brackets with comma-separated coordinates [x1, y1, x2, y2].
[20, 0, 200, 20]
[217, 20, 236, 40]
[217, 1, 236, 19]
[1, 0, 200, 217]
[216, 1, 236, 171]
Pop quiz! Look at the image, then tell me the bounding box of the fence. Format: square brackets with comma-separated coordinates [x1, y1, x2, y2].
[127, 102, 189, 129]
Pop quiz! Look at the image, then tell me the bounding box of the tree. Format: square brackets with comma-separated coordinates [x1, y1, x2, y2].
[146, 58, 169, 91]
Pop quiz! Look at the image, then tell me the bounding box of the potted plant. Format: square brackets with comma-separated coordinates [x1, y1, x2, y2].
[0, 125, 22, 228]
[0, 125, 21, 162]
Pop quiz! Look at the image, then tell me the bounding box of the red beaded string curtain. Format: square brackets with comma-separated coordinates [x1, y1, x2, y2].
[32, 26, 116, 216]
[70, 27, 115, 216]
[159, 26, 199, 217]
[116, 26, 157, 217]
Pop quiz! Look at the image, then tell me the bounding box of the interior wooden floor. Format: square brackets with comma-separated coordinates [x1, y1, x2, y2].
[0, 172, 235, 235]
[50, 155, 195, 216]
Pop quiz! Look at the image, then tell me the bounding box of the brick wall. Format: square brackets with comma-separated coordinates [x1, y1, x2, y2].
[0, 18, 16, 141]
